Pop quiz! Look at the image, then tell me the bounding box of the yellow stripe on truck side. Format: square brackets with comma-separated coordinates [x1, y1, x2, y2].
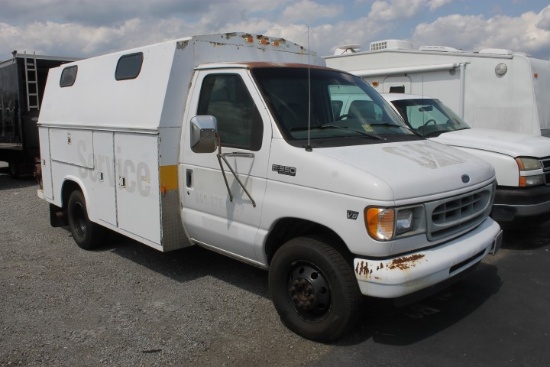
[159, 165, 178, 193]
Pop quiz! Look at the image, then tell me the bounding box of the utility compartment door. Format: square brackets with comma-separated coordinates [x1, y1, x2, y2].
[90, 131, 117, 226]
[49, 128, 94, 168]
[114, 132, 161, 244]
[38, 127, 53, 200]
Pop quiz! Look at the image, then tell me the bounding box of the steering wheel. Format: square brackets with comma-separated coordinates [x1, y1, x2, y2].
[423, 119, 436, 127]
[336, 114, 354, 121]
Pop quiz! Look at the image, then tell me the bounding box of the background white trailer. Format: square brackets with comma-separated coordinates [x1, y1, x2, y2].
[325, 40, 550, 137]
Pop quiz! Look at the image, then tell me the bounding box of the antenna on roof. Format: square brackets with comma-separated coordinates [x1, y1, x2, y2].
[306, 26, 312, 152]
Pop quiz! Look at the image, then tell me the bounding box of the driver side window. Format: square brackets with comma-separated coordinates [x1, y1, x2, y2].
[347, 100, 382, 122]
[197, 74, 263, 151]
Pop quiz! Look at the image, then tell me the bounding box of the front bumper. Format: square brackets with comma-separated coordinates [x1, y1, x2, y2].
[353, 218, 502, 298]
[492, 185, 550, 222]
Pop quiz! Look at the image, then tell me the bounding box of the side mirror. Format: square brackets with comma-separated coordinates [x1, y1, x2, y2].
[190, 115, 218, 153]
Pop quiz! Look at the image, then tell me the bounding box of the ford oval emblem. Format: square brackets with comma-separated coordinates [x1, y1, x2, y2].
[461, 174, 471, 184]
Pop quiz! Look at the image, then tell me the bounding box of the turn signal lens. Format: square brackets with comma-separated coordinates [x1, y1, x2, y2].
[366, 208, 395, 240]
[519, 175, 544, 187]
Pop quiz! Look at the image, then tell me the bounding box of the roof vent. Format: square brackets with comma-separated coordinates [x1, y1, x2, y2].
[419, 45, 461, 52]
[333, 44, 361, 55]
[478, 48, 513, 55]
[369, 40, 413, 51]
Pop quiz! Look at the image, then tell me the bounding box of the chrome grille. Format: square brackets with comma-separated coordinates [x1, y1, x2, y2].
[425, 184, 494, 241]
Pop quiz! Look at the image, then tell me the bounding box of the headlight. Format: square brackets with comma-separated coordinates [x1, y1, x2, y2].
[516, 157, 544, 187]
[365, 206, 424, 241]
[515, 157, 541, 171]
[396, 210, 414, 235]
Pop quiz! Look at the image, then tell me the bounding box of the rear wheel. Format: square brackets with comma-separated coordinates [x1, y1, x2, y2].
[67, 190, 105, 250]
[268, 237, 361, 342]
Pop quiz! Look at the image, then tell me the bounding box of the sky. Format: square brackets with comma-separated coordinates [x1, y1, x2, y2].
[1, 0, 550, 61]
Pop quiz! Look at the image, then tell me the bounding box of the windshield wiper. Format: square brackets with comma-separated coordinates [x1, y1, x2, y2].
[423, 130, 445, 138]
[370, 122, 418, 135]
[319, 124, 386, 140]
[291, 124, 385, 140]
[422, 126, 470, 138]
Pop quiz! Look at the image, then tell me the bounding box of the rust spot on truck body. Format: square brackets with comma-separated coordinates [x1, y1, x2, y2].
[355, 254, 426, 279]
[388, 254, 425, 270]
[355, 261, 369, 276]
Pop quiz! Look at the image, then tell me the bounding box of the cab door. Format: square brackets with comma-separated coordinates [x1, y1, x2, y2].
[180, 70, 271, 262]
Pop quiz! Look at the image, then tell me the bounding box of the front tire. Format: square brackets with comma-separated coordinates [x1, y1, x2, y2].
[67, 190, 105, 250]
[268, 237, 361, 342]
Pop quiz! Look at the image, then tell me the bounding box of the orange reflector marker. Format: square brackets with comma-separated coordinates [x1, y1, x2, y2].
[245, 36, 253, 43]
[519, 176, 527, 187]
[372, 81, 379, 87]
[273, 40, 280, 46]
[159, 165, 178, 195]
[534, 73, 539, 78]
[515, 158, 525, 170]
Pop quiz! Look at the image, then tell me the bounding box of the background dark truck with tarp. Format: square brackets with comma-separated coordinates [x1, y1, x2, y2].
[0, 52, 76, 177]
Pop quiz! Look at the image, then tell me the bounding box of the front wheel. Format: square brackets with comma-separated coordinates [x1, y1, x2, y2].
[268, 237, 361, 342]
[67, 190, 105, 250]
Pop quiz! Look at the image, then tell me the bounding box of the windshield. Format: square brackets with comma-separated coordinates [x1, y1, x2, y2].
[251, 67, 418, 147]
[389, 98, 470, 138]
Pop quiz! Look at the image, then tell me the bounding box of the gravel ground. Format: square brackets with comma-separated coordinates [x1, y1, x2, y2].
[0, 170, 331, 366]
[3, 162, 549, 367]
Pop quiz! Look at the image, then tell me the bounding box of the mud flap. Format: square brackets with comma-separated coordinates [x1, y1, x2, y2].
[49, 204, 67, 227]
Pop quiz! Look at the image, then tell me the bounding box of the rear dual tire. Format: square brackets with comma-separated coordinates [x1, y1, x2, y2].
[67, 190, 105, 250]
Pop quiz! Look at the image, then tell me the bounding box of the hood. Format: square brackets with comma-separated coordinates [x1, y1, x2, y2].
[433, 128, 550, 158]
[312, 140, 495, 202]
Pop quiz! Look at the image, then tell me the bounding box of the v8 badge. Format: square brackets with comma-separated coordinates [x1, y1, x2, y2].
[347, 210, 359, 220]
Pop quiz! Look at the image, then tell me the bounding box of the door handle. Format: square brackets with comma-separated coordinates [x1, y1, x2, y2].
[186, 169, 193, 188]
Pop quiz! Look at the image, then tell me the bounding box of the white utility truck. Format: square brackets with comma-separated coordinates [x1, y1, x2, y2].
[37, 32, 502, 341]
[325, 40, 550, 137]
[382, 93, 550, 225]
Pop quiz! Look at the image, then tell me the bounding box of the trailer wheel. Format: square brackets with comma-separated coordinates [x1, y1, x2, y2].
[67, 190, 105, 250]
[268, 237, 361, 342]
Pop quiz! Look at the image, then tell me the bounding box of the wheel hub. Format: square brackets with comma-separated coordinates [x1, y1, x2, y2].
[288, 263, 331, 318]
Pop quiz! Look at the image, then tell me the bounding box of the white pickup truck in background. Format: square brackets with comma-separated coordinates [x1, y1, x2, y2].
[383, 93, 550, 226]
[36, 32, 502, 341]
